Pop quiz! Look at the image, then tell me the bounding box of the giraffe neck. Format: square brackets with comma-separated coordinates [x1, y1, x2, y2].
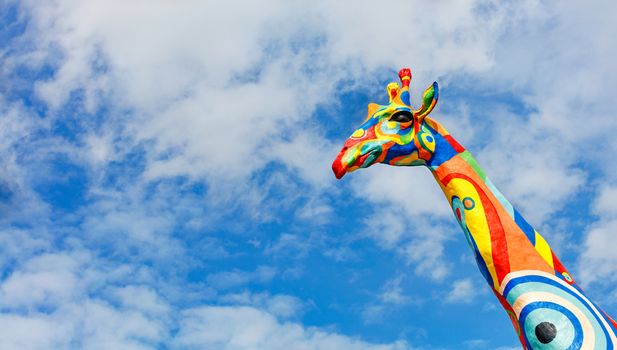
[426, 140, 617, 348]
[430, 149, 564, 289]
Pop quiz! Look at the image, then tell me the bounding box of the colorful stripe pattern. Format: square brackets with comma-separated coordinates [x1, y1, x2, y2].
[332, 68, 617, 349]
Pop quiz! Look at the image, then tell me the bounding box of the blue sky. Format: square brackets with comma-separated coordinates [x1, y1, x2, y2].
[1, 1, 616, 349]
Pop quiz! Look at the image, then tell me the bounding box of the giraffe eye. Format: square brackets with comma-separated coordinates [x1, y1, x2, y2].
[389, 111, 413, 123]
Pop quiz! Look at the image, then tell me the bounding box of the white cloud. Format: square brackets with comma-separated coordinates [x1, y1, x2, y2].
[10, 0, 574, 278]
[359, 205, 454, 281]
[109, 285, 171, 317]
[173, 305, 412, 350]
[592, 185, 617, 218]
[0, 250, 170, 350]
[475, 109, 585, 224]
[3, 0, 617, 348]
[0, 230, 415, 349]
[0, 228, 48, 270]
[10, 0, 615, 240]
[362, 275, 418, 324]
[578, 218, 617, 286]
[81, 195, 176, 248]
[401, 231, 451, 282]
[266, 233, 313, 258]
[445, 278, 476, 304]
[0, 314, 73, 350]
[219, 291, 305, 319]
[380, 276, 411, 305]
[575, 184, 617, 304]
[207, 266, 277, 290]
[362, 211, 408, 249]
[14, 0, 543, 190]
[295, 197, 334, 224]
[0, 253, 80, 309]
[0, 102, 51, 225]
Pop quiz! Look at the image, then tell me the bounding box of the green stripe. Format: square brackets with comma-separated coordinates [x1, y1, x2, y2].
[460, 151, 486, 181]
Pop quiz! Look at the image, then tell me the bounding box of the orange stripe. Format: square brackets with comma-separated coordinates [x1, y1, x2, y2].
[436, 156, 553, 283]
[442, 172, 510, 282]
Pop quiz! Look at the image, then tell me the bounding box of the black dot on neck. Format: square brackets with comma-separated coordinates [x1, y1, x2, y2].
[535, 322, 557, 344]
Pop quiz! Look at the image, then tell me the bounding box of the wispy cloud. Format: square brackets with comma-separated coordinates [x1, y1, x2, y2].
[207, 266, 277, 291]
[445, 279, 476, 304]
[175, 305, 412, 350]
[1, 0, 616, 349]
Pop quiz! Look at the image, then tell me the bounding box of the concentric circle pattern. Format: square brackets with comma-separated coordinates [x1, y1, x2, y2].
[500, 270, 617, 349]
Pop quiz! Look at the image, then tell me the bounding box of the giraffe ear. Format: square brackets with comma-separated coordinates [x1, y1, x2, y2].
[361, 103, 380, 124]
[413, 82, 439, 121]
[367, 103, 380, 118]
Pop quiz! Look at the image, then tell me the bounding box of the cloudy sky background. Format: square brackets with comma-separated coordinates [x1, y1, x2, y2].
[1, 1, 616, 349]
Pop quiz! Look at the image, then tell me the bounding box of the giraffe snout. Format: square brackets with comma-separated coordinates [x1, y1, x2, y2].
[332, 146, 348, 179]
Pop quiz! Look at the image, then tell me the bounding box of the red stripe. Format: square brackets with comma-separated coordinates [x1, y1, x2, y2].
[442, 173, 511, 283]
[551, 250, 567, 274]
[444, 135, 465, 153]
[551, 251, 576, 285]
[492, 289, 526, 347]
[607, 313, 617, 331]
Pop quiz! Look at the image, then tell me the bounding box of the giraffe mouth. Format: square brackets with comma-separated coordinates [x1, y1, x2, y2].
[332, 147, 348, 179]
[332, 145, 381, 179]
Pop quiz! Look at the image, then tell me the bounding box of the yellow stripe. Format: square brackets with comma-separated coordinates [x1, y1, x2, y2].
[534, 231, 554, 269]
[447, 179, 499, 288]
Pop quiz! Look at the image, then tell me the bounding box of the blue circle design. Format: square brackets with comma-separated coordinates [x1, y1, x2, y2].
[519, 301, 583, 349]
[503, 274, 614, 349]
[503, 273, 616, 350]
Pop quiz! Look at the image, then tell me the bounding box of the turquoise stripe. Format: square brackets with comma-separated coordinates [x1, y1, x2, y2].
[484, 177, 515, 218]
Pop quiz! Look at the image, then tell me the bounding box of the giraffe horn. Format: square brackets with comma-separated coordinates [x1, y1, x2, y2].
[413, 82, 439, 120]
[386, 82, 400, 103]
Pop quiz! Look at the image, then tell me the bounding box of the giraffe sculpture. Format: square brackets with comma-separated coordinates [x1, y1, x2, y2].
[332, 68, 617, 349]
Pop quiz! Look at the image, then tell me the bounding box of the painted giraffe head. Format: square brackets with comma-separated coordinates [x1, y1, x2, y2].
[332, 68, 463, 179]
